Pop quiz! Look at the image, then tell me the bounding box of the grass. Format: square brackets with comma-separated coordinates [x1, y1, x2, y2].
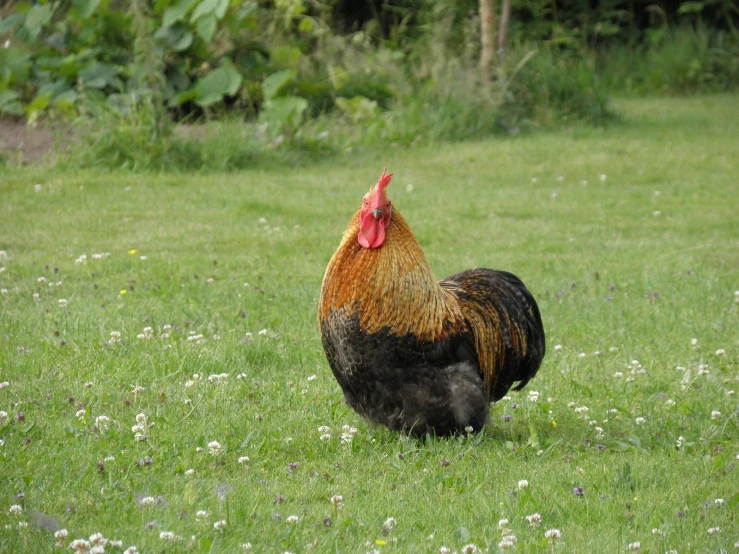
[0, 95, 737, 553]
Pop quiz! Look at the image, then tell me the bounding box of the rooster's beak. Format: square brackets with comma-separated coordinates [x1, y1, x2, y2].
[372, 208, 382, 220]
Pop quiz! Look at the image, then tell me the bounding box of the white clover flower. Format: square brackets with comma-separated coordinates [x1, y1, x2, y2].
[185, 468, 194, 476]
[69, 539, 91, 551]
[384, 517, 397, 530]
[544, 529, 561, 540]
[715, 349, 726, 356]
[461, 544, 480, 554]
[320, 433, 332, 441]
[0, 411, 8, 425]
[258, 329, 268, 336]
[54, 529, 68, 540]
[286, 515, 299, 524]
[711, 410, 721, 420]
[498, 517, 510, 530]
[159, 531, 180, 541]
[241, 544, 252, 551]
[208, 441, 222, 456]
[595, 427, 605, 440]
[0, 381, 10, 389]
[676, 436, 686, 448]
[9, 505, 22, 515]
[651, 528, 663, 536]
[635, 417, 646, 425]
[627, 542, 641, 551]
[714, 498, 726, 506]
[58, 298, 68, 307]
[18, 521, 28, 529]
[526, 513, 541, 527]
[464, 425, 474, 434]
[89, 533, 106, 546]
[578, 352, 586, 358]
[707, 526, 721, 535]
[690, 338, 698, 347]
[599, 174, 607, 182]
[330, 495, 343, 509]
[498, 539, 516, 550]
[238, 456, 250, 464]
[665, 399, 676, 408]
[517, 479, 529, 490]
[440, 548, 451, 554]
[318, 425, 331, 433]
[123, 548, 139, 554]
[140, 496, 156, 506]
[195, 510, 208, 521]
[95, 415, 111, 430]
[527, 390, 539, 402]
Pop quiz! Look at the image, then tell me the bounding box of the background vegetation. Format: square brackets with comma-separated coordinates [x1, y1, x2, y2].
[0, 0, 737, 169]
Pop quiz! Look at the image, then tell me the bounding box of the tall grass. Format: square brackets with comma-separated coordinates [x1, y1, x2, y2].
[597, 26, 739, 95]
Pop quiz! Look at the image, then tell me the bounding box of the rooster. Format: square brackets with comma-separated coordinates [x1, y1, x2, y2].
[318, 169, 545, 437]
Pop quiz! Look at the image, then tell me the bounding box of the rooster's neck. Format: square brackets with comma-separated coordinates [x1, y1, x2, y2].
[319, 209, 463, 342]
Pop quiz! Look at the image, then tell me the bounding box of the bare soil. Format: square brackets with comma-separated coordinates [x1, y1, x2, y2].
[0, 119, 73, 164]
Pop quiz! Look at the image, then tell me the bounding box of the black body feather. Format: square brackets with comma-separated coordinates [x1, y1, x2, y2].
[320, 268, 545, 437]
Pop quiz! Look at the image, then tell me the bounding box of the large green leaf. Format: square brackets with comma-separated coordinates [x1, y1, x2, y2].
[25, 93, 51, 116]
[73, 0, 102, 18]
[0, 47, 32, 83]
[0, 90, 22, 116]
[195, 14, 217, 41]
[23, 3, 56, 43]
[262, 70, 295, 101]
[259, 95, 308, 131]
[191, 0, 229, 22]
[154, 22, 194, 52]
[79, 62, 119, 89]
[193, 63, 242, 107]
[162, 0, 198, 27]
[0, 13, 24, 34]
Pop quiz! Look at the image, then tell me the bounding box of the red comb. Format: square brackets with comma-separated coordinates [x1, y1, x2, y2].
[376, 168, 393, 191]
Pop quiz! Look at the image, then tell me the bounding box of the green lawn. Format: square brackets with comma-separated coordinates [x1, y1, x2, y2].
[0, 95, 737, 553]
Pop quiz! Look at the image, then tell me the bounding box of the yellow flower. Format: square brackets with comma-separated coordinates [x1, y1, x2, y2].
[128, 249, 137, 255]
[120, 290, 127, 295]
[551, 420, 557, 428]
[375, 540, 386, 546]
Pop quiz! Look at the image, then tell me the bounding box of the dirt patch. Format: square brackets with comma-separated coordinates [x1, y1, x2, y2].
[0, 119, 74, 164]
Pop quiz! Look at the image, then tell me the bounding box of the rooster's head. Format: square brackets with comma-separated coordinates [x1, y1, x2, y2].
[358, 168, 393, 249]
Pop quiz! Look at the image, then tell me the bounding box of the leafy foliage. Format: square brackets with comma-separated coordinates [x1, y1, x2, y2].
[0, 0, 737, 170]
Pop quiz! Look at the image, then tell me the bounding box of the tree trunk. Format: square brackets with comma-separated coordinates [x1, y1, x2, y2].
[479, 0, 496, 83]
[496, 0, 511, 55]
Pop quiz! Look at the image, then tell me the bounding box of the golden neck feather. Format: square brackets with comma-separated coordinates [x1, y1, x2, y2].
[319, 209, 462, 341]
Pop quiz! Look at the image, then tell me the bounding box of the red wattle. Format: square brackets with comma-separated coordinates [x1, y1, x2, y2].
[358, 214, 385, 248]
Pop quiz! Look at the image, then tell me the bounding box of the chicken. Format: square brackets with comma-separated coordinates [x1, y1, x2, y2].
[318, 169, 545, 437]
